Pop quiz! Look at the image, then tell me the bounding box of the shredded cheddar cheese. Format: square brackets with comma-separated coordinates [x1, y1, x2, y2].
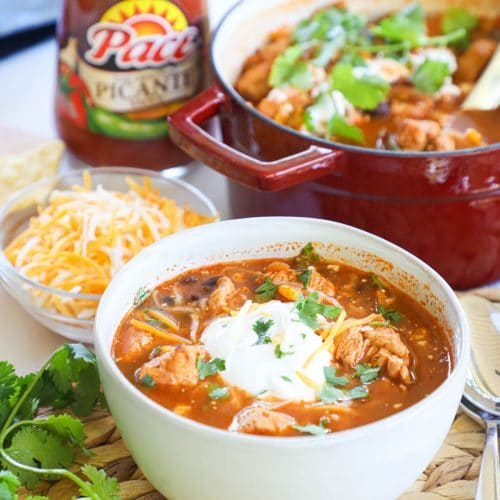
[5, 172, 215, 320]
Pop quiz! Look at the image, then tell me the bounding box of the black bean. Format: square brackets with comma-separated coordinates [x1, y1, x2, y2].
[202, 276, 220, 289]
[161, 295, 175, 306]
[190, 294, 201, 301]
[179, 275, 197, 284]
[370, 101, 389, 116]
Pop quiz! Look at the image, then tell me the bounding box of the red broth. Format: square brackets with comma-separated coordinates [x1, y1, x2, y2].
[112, 250, 452, 437]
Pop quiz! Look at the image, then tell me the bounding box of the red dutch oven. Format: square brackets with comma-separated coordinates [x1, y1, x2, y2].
[169, 0, 500, 289]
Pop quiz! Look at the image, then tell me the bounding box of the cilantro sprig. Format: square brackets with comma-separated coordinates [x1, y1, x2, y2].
[269, 45, 313, 90]
[376, 304, 402, 324]
[411, 59, 450, 94]
[255, 277, 277, 302]
[317, 365, 377, 403]
[0, 344, 118, 499]
[293, 417, 330, 436]
[197, 356, 226, 380]
[295, 292, 342, 329]
[253, 319, 273, 345]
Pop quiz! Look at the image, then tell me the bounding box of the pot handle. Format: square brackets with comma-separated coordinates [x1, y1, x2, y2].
[168, 85, 342, 191]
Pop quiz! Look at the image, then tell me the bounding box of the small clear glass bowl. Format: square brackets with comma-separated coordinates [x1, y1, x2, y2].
[0, 167, 218, 342]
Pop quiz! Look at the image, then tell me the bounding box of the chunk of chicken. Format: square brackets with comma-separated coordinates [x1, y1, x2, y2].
[265, 262, 336, 298]
[115, 326, 154, 364]
[456, 39, 497, 83]
[333, 326, 412, 383]
[138, 345, 208, 387]
[396, 118, 441, 151]
[229, 405, 296, 435]
[207, 276, 235, 314]
[235, 60, 273, 103]
[390, 85, 434, 120]
[265, 261, 297, 283]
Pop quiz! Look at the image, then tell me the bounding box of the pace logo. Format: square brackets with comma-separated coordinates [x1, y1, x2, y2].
[85, 0, 200, 69]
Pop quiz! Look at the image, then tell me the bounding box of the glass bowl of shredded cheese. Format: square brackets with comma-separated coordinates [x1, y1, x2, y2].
[0, 167, 218, 341]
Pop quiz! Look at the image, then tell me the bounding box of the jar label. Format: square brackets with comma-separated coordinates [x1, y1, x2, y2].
[57, 0, 202, 140]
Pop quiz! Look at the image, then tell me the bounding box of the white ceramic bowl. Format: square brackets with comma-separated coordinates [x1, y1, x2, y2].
[95, 217, 470, 500]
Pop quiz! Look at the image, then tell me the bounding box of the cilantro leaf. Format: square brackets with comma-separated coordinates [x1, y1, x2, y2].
[3, 427, 73, 489]
[0, 470, 20, 500]
[134, 287, 151, 307]
[255, 277, 277, 302]
[327, 113, 365, 144]
[298, 269, 312, 288]
[330, 63, 390, 110]
[299, 242, 319, 261]
[293, 420, 330, 435]
[79, 464, 120, 500]
[269, 45, 312, 90]
[376, 304, 402, 324]
[41, 414, 86, 450]
[140, 374, 156, 388]
[295, 292, 342, 329]
[370, 274, 388, 290]
[196, 357, 225, 380]
[323, 366, 349, 387]
[442, 7, 477, 46]
[347, 385, 369, 399]
[411, 59, 450, 94]
[371, 3, 425, 45]
[0, 362, 18, 401]
[281, 376, 292, 383]
[274, 344, 295, 359]
[317, 384, 344, 403]
[353, 364, 381, 383]
[40, 344, 103, 416]
[208, 384, 230, 400]
[252, 319, 273, 345]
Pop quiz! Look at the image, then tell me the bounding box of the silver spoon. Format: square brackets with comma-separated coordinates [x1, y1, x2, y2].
[459, 295, 500, 500]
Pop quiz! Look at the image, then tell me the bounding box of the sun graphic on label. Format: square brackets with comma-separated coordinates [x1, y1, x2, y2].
[101, 0, 188, 36]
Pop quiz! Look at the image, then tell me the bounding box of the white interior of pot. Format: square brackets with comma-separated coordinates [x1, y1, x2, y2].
[212, 0, 496, 87]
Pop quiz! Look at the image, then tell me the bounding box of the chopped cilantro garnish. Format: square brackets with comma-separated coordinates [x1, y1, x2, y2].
[376, 304, 402, 324]
[411, 59, 450, 94]
[442, 7, 477, 46]
[299, 242, 320, 261]
[253, 319, 273, 345]
[298, 269, 313, 288]
[196, 357, 226, 380]
[295, 292, 342, 329]
[139, 375, 156, 388]
[323, 366, 349, 387]
[293, 419, 330, 435]
[330, 63, 390, 111]
[208, 385, 230, 400]
[134, 287, 151, 307]
[371, 3, 425, 45]
[281, 375, 293, 383]
[317, 384, 344, 403]
[255, 389, 269, 397]
[346, 385, 369, 399]
[370, 274, 388, 290]
[274, 344, 295, 359]
[327, 113, 365, 144]
[353, 364, 381, 383]
[269, 45, 312, 90]
[255, 277, 277, 302]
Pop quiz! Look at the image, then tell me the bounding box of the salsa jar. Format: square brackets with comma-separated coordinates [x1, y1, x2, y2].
[55, 0, 207, 169]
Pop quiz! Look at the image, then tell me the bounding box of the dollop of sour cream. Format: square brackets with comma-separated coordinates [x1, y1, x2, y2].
[201, 300, 330, 401]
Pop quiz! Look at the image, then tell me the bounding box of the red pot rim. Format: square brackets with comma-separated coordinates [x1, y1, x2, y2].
[209, 0, 500, 159]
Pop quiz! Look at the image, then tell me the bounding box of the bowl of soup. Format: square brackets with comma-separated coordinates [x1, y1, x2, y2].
[168, 0, 500, 289]
[94, 217, 470, 500]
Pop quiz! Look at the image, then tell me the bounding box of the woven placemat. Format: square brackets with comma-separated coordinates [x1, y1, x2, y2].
[15, 408, 488, 500]
[18, 291, 498, 499]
